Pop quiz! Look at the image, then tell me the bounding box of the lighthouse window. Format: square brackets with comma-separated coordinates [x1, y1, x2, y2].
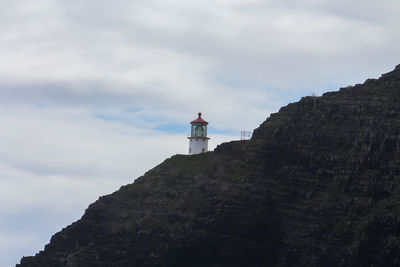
[202, 148, 205, 152]
[194, 125, 205, 137]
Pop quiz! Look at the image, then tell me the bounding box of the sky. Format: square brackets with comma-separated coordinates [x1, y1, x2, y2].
[1, 0, 400, 266]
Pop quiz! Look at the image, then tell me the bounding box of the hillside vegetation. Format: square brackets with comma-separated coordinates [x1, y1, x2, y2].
[19, 65, 400, 267]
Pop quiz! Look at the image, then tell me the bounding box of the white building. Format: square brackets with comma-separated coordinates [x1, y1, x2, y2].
[188, 112, 209, 155]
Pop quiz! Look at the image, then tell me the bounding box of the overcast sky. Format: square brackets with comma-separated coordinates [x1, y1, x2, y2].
[1, 0, 400, 265]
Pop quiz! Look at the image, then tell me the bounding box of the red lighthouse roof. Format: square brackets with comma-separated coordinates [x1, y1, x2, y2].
[191, 112, 208, 124]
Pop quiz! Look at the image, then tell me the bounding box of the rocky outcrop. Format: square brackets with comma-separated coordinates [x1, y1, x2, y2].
[18, 65, 400, 266]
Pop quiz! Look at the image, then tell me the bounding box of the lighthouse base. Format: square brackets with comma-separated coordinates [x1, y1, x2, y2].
[188, 138, 209, 155]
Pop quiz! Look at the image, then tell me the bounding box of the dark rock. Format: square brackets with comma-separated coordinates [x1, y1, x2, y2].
[17, 65, 400, 266]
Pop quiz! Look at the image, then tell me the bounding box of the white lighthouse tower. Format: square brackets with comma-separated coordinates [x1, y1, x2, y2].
[188, 112, 209, 155]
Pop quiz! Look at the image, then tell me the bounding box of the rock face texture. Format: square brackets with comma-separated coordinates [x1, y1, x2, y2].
[18, 66, 400, 267]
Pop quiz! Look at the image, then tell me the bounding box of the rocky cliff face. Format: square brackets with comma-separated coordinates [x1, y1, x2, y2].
[18, 66, 400, 267]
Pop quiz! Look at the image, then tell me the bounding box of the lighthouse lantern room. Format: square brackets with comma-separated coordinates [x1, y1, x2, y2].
[188, 112, 209, 155]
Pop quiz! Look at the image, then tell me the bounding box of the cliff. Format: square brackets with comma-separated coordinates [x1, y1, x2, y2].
[18, 65, 400, 266]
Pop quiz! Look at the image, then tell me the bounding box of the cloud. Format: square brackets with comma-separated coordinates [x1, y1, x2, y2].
[2, 0, 398, 125]
[0, 105, 188, 178]
[0, 228, 46, 267]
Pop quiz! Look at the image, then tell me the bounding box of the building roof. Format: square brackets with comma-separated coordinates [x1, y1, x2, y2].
[191, 112, 208, 124]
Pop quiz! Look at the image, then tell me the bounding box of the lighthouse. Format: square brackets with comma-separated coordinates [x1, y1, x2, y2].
[188, 112, 209, 155]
